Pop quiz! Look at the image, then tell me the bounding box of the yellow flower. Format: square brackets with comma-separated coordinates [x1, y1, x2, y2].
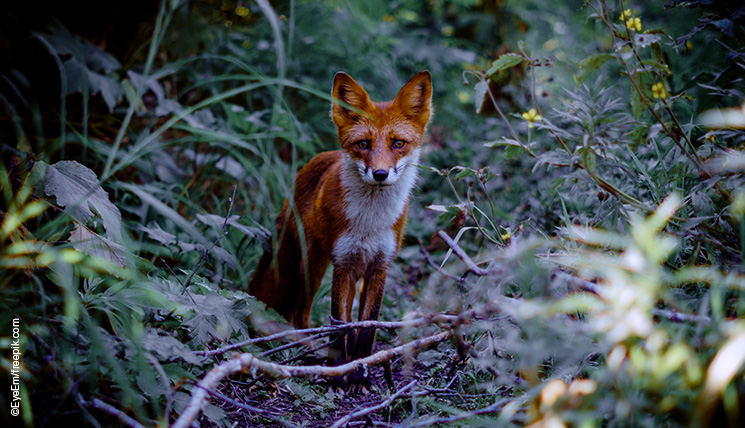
[627, 17, 642, 32]
[457, 90, 470, 104]
[651, 82, 667, 99]
[522, 108, 543, 128]
[235, 6, 249, 17]
[620, 9, 642, 32]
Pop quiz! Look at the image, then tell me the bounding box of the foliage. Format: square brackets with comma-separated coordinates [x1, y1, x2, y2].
[1, 0, 745, 427]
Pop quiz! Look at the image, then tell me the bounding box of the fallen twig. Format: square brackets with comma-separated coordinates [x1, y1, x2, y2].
[330, 380, 418, 428]
[417, 237, 463, 282]
[398, 397, 511, 428]
[436, 231, 504, 277]
[172, 331, 452, 428]
[78, 394, 147, 428]
[191, 382, 298, 428]
[197, 315, 460, 359]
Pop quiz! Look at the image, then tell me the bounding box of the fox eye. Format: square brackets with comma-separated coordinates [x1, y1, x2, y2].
[392, 139, 407, 149]
[355, 140, 370, 150]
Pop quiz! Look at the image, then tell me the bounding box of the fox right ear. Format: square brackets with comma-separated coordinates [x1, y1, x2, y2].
[332, 72, 374, 127]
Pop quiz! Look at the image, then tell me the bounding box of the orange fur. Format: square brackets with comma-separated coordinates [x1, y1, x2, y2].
[248, 71, 432, 381]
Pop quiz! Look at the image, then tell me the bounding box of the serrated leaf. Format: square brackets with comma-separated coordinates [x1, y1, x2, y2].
[69, 224, 128, 272]
[183, 292, 248, 345]
[139, 222, 177, 246]
[474, 80, 488, 114]
[42, 160, 122, 241]
[142, 329, 202, 364]
[486, 53, 525, 76]
[59, 47, 122, 111]
[576, 54, 614, 83]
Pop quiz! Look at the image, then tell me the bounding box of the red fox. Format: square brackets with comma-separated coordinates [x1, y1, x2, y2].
[248, 71, 432, 387]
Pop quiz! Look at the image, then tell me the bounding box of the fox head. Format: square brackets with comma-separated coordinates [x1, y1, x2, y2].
[331, 71, 432, 188]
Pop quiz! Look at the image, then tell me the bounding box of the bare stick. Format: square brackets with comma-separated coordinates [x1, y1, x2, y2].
[197, 315, 460, 359]
[436, 230, 503, 277]
[182, 184, 238, 291]
[330, 380, 418, 428]
[191, 383, 298, 428]
[160, 257, 197, 305]
[78, 395, 147, 428]
[418, 238, 464, 282]
[172, 331, 451, 428]
[400, 397, 511, 428]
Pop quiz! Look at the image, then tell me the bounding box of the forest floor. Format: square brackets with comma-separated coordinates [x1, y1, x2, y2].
[204, 346, 427, 427]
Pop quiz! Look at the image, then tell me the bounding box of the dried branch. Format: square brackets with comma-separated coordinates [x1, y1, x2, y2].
[417, 237, 464, 282]
[172, 331, 452, 428]
[436, 230, 503, 277]
[197, 315, 461, 359]
[191, 383, 298, 428]
[181, 184, 238, 291]
[330, 380, 418, 428]
[399, 397, 511, 428]
[78, 394, 147, 428]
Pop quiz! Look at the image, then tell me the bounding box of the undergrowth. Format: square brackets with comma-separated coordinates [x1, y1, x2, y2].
[1, 0, 744, 427]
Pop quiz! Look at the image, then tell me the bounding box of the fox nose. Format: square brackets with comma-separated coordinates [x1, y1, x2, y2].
[372, 169, 389, 182]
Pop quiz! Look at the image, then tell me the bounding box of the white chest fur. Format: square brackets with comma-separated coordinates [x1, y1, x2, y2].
[331, 150, 420, 265]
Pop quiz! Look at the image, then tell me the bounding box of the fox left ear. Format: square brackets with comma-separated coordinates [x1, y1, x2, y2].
[392, 71, 432, 128]
[332, 72, 375, 128]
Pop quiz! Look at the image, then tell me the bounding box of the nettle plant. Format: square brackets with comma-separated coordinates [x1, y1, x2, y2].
[438, 0, 745, 426]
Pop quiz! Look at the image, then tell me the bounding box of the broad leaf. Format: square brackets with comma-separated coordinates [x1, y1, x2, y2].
[42, 160, 122, 241]
[486, 53, 525, 76]
[576, 54, 614, 83]
[474, 80, 488, 114]
[69, 224, 128, 272]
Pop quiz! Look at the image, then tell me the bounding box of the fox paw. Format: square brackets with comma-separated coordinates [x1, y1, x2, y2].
[347, 367, 375, 394]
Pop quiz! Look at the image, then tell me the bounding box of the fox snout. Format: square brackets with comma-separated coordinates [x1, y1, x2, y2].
[354, 149, 420, 187]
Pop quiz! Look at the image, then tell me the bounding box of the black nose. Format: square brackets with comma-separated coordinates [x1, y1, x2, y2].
[372, 169, 389, 182]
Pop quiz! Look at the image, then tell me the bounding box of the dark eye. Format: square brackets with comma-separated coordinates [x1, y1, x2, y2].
[356, 140, 370, 149]
[392, 140, 407, 149]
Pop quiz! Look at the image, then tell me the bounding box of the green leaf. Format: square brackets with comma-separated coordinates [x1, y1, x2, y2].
[631, 71, 655, 118]
[454, 168, 477, 180]
[577, 147, 596, 174]
[41, 160, 123, 241]
[139, 222, 177, 246]
[505, 145, 524, 161]
[474, 80, 488, 114]
[486, 53, 525, 76]
[69, 224, 129, 272]
[641, 60, 671, 75]
[575, 53, 614, 83]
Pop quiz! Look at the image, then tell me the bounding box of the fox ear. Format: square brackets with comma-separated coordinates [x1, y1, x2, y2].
[332, 72, 375, 127]
[392, 71, 432, 128]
